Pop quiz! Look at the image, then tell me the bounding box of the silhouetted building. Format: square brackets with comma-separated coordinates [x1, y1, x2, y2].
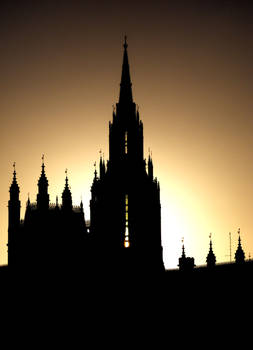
[8, 162, 87, 272]
[7, 38, 164, 274]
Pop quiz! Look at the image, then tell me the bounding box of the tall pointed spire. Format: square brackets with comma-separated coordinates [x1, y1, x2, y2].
[119, 36, 133, 104]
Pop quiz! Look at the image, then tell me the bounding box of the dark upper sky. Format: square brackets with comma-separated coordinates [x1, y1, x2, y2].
[1, 0, 253, 268]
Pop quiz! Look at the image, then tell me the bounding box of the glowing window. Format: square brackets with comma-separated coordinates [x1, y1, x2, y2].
[124, 194, 130, 248]
[125, 132, 128, 154]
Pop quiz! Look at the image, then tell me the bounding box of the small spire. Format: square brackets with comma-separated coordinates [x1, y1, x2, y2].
[41, 154, 45, 172]
[11, 162, 18, 185]
[181, 237, 185, 258]
[13, 161, 16, 175]
[56, 195, 59, 207]
[206, 233, 216, 268]
[124, 35, 128, 49]
[62, 170, 72, 210]
[148, 149, 153, 179]
[10, 162, 20, 195]
[38, 155, 48, 184]
[65, 168, 69, 186]
[235, 227, 245, 264]
[94, 161, 97, 180]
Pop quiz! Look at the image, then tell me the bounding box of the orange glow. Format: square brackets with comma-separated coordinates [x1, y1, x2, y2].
[1, 3, 253, 268]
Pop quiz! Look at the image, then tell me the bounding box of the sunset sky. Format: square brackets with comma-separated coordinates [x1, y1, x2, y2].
[1, 0, 253, 268]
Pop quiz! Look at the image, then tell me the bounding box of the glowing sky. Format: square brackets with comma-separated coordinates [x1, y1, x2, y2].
[1, 1, 253, 268]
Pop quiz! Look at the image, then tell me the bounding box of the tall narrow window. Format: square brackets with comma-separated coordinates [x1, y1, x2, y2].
[125, 131, 128, 154]
[124, 194, 130, 248]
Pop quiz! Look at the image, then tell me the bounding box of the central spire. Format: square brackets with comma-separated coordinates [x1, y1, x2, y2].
[119, 36, 133, 104]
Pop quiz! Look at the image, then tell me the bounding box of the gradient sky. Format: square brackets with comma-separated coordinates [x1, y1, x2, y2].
[1, 0, 253, 268]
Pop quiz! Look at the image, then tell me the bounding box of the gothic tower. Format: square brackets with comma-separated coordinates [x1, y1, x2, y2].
[90, 38, 164, 272]
[8, 163, 20, 266]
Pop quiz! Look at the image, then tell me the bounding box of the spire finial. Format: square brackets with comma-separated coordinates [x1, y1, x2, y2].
[12, 162, 16, 179]
[181, 237, 186, 257]
[94, 161, 97, 179]
[65, 168, 69, 187]
[124, 35, 128, 49]
[119, 35, 133, 104]
[235, 227, 245, 263]
[41, 154, 45, 173]
[238, 228, 241, 244]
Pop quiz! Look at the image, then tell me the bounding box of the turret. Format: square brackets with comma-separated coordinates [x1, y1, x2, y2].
[178, 239, 195, 271]
[8, 162, 21, 266]
[8, 162, 20, 229]
[99, 152, 106, 179]
[148, 151, 153, 180]
[235, 228, 245, 264]
[61, 169, 73, 211]
[36, 155, 49, 211]
[206, 234, 216, 268]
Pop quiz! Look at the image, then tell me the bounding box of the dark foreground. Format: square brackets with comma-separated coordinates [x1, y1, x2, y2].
[0, 261, 251, 344]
